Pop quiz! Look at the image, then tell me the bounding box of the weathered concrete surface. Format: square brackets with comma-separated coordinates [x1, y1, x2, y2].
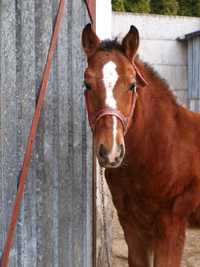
[0, 1, 92, 266]
[96, 165, 113, 267]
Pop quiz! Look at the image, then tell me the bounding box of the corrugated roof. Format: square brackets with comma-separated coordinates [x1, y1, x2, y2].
[178, 30, 200, 41]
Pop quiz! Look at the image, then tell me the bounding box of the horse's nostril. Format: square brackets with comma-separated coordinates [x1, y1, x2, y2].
[118, 144, 124, 158]
[114, 144, 125, 163]
[115, 157, 120, 163]
[99, 144, 108, 160]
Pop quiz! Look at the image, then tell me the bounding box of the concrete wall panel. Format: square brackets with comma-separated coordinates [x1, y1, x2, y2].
[112, 13, 200, 40]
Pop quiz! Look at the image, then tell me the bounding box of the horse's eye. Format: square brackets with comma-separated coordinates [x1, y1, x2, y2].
[84, 81, 91, 91]
[129, 83, 136, 91]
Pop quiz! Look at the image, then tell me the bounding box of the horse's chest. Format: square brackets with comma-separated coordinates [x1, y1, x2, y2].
[105, 173, 161, 227]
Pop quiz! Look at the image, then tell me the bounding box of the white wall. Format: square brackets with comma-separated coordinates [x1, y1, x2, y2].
[96, 0, 112, 39]
[96, 2, 113, 266]
[112, 12, 200, 106]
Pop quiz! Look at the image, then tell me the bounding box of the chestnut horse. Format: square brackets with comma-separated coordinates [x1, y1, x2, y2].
[82, 24, 200, 267]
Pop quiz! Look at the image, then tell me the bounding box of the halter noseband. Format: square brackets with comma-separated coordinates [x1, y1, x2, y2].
[84, 89, 138, 135]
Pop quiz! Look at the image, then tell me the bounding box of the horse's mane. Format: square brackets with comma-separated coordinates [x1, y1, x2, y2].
[99, 39, 178, 107]
[136, 59, 178, 106]
[99, 39, 123, 52]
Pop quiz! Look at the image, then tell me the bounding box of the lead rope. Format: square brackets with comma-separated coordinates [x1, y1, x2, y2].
[100, 167, 112, 267]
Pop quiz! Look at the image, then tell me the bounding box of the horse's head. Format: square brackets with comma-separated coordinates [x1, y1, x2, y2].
[82, 24, 146, 168]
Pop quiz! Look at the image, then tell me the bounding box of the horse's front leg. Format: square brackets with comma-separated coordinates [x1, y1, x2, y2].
[119, 216, 153, 267]
[153, 213, 186, 267]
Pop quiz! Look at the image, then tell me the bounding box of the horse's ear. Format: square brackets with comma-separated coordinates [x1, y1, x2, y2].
[82, 23, 100, 58]
[122, 25, 139, 62]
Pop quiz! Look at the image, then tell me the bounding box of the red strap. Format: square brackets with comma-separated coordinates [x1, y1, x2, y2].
[85, 89, 138, 135]
[133, 62, 148, 87]
[84, 0, 95, 26]
[0, 1, 65, 266]
[93, 108, 129, 132]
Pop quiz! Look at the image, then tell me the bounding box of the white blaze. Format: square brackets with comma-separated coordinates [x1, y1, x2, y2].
[102, 61, 119, 162]
[102, 61, 118, 109]
[108, 116, 118, 162]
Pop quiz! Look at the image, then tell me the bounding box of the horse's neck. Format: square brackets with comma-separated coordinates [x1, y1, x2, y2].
[127, 60, 178, 153]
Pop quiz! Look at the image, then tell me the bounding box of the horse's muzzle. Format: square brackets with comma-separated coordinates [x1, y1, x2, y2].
[97, 143, 125, 168]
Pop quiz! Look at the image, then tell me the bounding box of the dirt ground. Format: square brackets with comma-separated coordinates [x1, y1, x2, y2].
[112, 211, 200, 267]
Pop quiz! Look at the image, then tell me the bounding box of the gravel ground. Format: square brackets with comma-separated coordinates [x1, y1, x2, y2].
[112, 212, 200, 267]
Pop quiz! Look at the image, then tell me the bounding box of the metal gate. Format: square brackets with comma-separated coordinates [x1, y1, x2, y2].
[178, 30, 200, 112]
[0, 1, 92, 266]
